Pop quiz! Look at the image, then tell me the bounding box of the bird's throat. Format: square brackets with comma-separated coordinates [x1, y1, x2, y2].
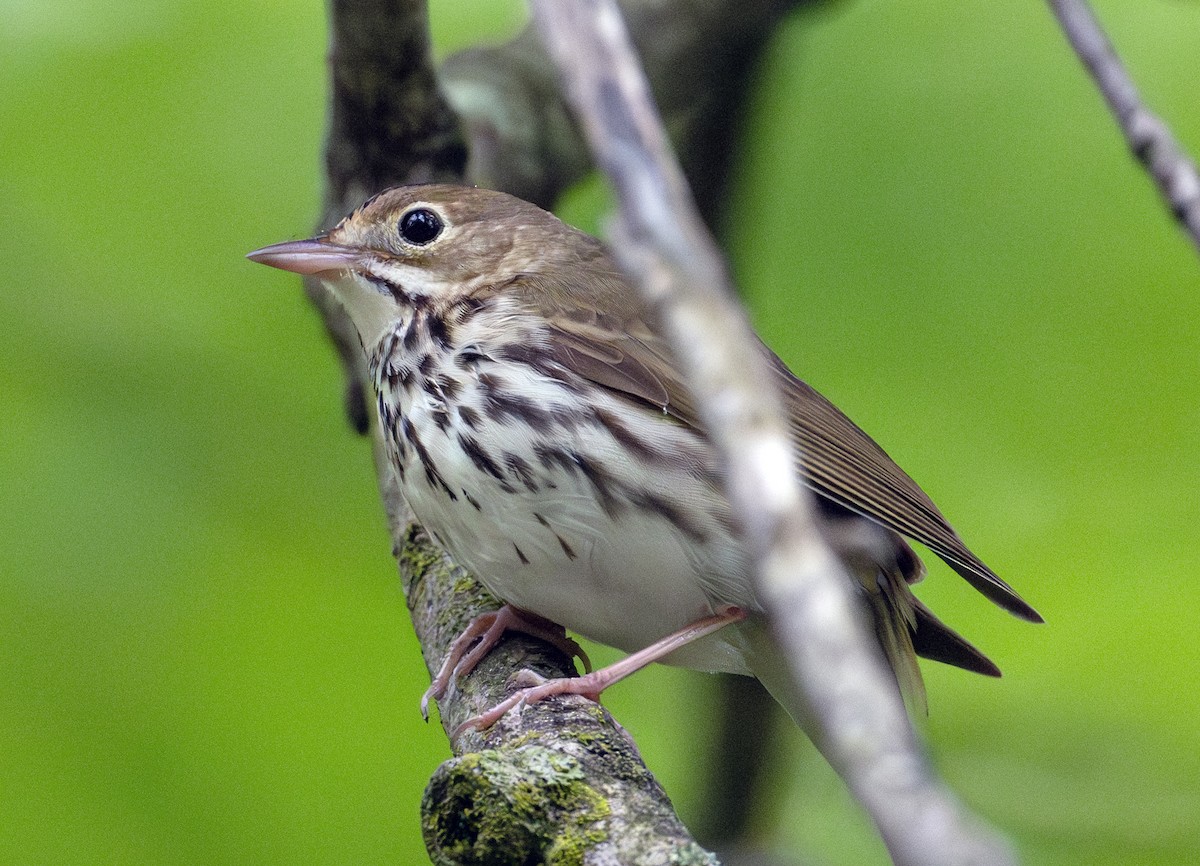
[323, 272, 410, 350]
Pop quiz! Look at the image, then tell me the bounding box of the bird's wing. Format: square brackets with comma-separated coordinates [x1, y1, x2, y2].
[761, 347, 1040, 621]
[525, 283, 1039, 623]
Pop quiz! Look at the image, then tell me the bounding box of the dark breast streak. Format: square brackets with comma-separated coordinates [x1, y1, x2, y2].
[368, 296, 729, 560]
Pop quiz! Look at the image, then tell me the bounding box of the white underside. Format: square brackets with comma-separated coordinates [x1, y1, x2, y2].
[381, 319, 757, 675]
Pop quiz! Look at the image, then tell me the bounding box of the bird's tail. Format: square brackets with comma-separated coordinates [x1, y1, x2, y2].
[738, 548, 1001, 733]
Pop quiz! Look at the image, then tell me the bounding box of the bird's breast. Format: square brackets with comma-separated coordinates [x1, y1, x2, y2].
[366, 309, 757, 663]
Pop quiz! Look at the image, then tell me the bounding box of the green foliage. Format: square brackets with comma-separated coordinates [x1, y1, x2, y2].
[1, 1, 1197, 864]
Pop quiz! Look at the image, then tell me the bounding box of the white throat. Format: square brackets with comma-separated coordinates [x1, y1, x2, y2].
[321, 272, 407, 349]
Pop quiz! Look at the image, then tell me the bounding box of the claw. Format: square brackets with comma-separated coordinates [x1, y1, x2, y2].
[450, 606, 748, 735]
[421, 605, 593, 720]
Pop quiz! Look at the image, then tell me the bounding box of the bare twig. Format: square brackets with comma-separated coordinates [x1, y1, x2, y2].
[1047, 0, 1200, 254]
[313, 0, 465, 432]
[692, 675, 782, 849]
[530, 2, 1017, 865]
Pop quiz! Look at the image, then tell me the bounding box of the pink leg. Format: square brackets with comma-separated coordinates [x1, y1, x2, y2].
[454, 606, 748, 735]
[422, 604, 592, 720]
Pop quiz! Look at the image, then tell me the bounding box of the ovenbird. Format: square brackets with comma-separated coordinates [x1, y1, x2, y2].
[248, 184, 1040, 731]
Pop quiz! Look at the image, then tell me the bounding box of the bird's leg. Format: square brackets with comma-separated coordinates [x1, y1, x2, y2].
[454, 606, 748, 735]
[422, 604, 592, 719]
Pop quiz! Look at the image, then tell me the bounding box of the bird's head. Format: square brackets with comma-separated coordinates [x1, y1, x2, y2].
[248, 183, 603, 346]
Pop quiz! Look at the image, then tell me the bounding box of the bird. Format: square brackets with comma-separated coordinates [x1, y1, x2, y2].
[248, 183, 1040, 733]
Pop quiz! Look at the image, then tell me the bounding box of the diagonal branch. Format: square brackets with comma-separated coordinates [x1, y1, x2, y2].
[304, 0, 807, 862]
[1047, 0, 1200, 255]
[529, 2, 1017, 865]
[315, 1, 717, 860]
[402, 528, 717, 865]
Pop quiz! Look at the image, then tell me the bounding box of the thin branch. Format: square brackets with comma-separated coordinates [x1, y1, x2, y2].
[440, 0, 803, 214]
[1047, 0, 1200, 254]
[529, 2, 1017, 865]
[692, 675, 782, 849]
[317, 2, 715, 860]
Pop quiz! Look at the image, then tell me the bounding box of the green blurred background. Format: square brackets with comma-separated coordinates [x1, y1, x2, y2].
[3, 0, 1198, 863]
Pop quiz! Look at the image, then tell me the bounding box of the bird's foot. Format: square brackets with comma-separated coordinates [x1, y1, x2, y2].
[453, 605, 748, 734]
[452, 669, 605, 736]
[421, 605, 591, 720]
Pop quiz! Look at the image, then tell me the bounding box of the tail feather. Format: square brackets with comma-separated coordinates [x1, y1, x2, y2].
[865, 563, 927, 714]
[909, 597, 1001, 677]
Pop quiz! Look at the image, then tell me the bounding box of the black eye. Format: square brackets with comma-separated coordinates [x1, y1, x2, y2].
[398, 208, 443, 245]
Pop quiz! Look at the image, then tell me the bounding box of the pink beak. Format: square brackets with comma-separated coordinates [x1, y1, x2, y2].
[246, 238, 365, 276]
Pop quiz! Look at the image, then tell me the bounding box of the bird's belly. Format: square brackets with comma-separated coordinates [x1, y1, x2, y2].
[388, 383, 755, 673]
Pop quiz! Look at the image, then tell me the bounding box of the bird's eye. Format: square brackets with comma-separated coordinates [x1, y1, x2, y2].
[398, 208, 443, 245]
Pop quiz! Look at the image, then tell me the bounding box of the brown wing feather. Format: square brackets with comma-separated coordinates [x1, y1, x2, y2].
[765, 349, 1042, 622]
[508, 271, 1041, 624]
[543, 321, 674, 412]
[511, 270, 685, 418]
